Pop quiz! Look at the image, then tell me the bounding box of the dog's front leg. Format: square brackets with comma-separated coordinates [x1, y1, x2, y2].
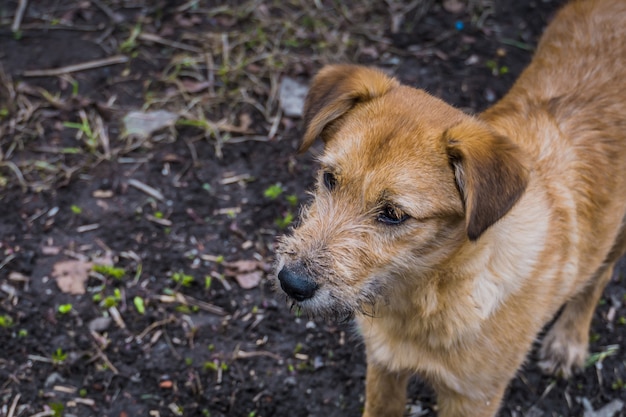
[435, 384, 507, 417]
[363, 362, 409, 417]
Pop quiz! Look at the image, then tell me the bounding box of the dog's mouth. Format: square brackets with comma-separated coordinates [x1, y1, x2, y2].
[284, 295, 356, 323]
[275, 262, 382, 322]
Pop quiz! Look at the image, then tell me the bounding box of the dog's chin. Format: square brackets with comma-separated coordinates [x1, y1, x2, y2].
[281, 289, 360, 323]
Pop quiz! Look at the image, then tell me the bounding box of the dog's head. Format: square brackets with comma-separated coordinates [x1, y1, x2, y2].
[276, 65, 528, 318]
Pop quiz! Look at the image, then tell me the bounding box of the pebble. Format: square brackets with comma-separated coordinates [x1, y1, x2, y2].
[44, 372, 65, 387]
[88, 316, 112, 333]
[582, 398, 624, 417]
[484, 88, 497, 103]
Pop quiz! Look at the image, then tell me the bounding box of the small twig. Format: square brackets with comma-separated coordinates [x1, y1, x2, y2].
[0, 161, 28, 191]
[182, 294, 227, 316]
[11, 0, 28, 32]
[28, 411, 54, 417]
[233, 347, 283, 362]
[267, 109, 282, 140]
[91, 0, 124, 23]
[138, 33, 202, 53]
[155, 292, 226, 316]
[0, 254, 17, 271]
[136, 316, 176, 340]
[7, 393, 20, 417]
[127, 178, 165, 201]
[89, 339, 120, 374]
[27, 354, 53, 363]
[108, 305, 126, 329]
[77, 223, 100, 233]
[22, 55, 128, 77]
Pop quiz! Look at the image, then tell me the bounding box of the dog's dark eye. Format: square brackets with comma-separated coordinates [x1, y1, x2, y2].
[377, 204, 409, 225]
[323, 172, 337, 191]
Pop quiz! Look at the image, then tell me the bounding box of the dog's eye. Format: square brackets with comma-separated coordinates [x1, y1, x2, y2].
[377, 205, 409, 225]
[323, 172, 337, 191]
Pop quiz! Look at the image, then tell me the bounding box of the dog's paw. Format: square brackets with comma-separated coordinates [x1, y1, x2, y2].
[538, 328, 587, 378]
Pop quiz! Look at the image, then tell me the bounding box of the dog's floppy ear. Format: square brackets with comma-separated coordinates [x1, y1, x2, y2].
[445, 119, 529, 241]
[299, 65, 399, 152]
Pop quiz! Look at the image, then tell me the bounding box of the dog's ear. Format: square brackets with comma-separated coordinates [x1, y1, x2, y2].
[445, 119, 529, 241]
[299, 65, 399, 152]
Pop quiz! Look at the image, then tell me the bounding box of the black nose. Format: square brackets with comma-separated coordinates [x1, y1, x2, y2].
[278, 266, 318, 301]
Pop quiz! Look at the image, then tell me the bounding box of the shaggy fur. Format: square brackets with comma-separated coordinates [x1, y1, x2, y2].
[275, 0, 626, 415]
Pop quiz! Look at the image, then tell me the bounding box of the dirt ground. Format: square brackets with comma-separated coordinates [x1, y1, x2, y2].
[1, 1, 625, 416]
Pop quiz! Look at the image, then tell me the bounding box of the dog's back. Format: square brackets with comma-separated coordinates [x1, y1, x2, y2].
[483, 0, 626, 276]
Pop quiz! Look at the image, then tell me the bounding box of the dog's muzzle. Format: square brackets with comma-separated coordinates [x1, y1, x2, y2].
[277, 265, 318, 302]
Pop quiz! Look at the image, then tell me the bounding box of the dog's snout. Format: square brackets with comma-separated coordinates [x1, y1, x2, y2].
[278, 266, 318, 301]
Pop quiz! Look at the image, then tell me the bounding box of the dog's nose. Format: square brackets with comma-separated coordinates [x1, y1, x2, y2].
[278, 266, 318, 301]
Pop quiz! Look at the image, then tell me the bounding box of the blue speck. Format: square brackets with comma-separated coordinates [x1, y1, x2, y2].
[455, 21, 464, 31]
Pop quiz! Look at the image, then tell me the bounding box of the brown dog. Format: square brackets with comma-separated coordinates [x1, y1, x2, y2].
[275, 0, 626, 415]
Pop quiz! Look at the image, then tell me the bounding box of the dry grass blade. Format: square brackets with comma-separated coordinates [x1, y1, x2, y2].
[11, 0, 28, 32]
[6, 393, 20, 417]
[22, 55, 129, 77]
[0, 0, 397, 193]
[127, 178, 165, 201]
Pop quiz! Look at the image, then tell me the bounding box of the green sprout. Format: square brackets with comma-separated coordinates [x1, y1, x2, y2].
[100, 289, 122, 308]
[52, 348, 68, 365]
[120, 23, 142, 53]
[93, 264, 126, 279]
[285, 194, 299, 206]
[63, 112, 98, 151]
[612, 378, 626, 390]
[203, 361, 218, 372]
[172, 271, 194, 287]
[204, 276, 212, 290]
[102, 297, 116, 308]
[585, 344, 619, 368]
[58, 304, 73, 314]
[49, 402, 65, 417]
[275, 211, 294, 229]
[264, 183, 284, 199]
[0, 314, 14, 328]
[133, 296, 146, 315]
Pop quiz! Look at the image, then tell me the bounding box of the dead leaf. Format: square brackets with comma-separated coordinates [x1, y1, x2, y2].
[224, 260, 265, 289]
[42, 246, 62, 255]
[53, 260, 93, 295]
[225, 260, 259, 273]
[93, 189, 114, 198]
[239, 113, 252, 131]
[122, 110, 178, 139]
[234, 271, 263, 289]
[181, 80, 210, 93]
[443, 0, 465, 13]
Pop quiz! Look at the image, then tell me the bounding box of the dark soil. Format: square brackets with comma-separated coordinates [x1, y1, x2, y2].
[1, 1, 625, 417]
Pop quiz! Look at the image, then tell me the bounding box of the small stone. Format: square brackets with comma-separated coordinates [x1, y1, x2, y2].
[45, 372, 65, 387]
[279, 77, 308, 117]
[88, 317, 112, 333]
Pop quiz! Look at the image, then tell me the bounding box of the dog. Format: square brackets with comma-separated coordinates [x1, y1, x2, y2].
[275, 0, 626, 415]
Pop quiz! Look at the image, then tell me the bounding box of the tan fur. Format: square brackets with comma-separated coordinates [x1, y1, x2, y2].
[275, 0, 626, 416]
